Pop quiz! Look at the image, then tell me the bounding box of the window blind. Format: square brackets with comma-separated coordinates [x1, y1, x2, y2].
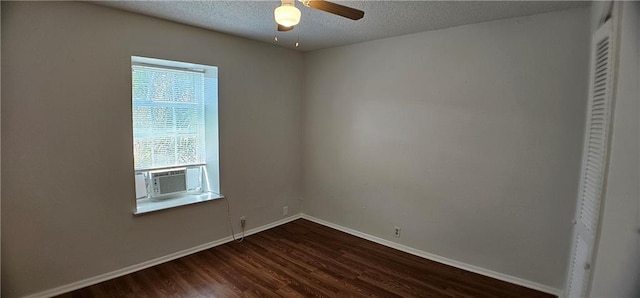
[132, 65, 206, 170]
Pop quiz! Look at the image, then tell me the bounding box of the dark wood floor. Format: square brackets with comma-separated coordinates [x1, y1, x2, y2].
[58, 219, 554, 297]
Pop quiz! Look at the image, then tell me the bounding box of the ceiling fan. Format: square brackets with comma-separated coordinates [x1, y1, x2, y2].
[274, 0, 364, 32]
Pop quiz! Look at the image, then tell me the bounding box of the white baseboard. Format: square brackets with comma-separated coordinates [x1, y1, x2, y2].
[301, 214, 562, 297]
[24, 214, 302, 298]
[25, 213, 561, 298]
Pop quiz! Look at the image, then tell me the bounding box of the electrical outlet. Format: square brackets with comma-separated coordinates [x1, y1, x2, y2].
[394, 226, 401, 237]
[283, 206, 288, 216]
[240, 216, 246, 228]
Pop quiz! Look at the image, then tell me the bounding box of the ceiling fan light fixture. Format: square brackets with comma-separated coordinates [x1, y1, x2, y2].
[274, 3, 301, 27]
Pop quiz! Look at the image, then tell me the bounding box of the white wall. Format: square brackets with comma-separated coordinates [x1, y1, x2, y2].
[590, 2, 640, 297]
[302, 8, 590, 290]
[1, 2, 303, 297]
[2, 2, 604, 296]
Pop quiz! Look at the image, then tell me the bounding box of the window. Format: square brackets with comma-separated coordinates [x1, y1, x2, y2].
[132, 65, 206, 170]
[131, 56, 221, 214]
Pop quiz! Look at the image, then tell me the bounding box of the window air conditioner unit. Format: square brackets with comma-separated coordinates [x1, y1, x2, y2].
[150, 168, 187, 198]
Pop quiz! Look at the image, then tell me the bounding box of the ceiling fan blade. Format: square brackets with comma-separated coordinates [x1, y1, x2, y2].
[305, 0, 364, 20]
[277, 24, 294, 32]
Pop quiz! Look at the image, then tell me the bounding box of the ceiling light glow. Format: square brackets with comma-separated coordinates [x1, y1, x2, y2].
[274, 3, 301, 27]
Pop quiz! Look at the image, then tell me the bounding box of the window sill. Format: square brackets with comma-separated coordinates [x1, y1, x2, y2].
[134, 192, 224, 215]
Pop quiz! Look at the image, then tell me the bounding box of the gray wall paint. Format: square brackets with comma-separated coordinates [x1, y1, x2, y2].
[1, 2, 303, 297]
[302, 8, 590, 289]
[2, 2, 606, 297]
[590, 2, 640, 297]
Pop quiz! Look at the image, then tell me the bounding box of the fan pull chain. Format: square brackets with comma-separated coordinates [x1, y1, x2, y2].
[272, 27, 300, 48]
[274, 28, 278, 42]
[295, 30, 300, 48]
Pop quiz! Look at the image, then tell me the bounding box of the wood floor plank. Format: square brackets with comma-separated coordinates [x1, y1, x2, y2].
[57, 219, 555, 298]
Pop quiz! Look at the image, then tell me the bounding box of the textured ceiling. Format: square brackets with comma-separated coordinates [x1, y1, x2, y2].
[92, 1, 590, 52]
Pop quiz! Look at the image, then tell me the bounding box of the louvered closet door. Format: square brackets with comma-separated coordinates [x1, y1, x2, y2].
[565, 20, 615, 298]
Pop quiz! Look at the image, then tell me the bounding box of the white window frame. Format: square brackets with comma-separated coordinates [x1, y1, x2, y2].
[131, 56, 222, 215]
